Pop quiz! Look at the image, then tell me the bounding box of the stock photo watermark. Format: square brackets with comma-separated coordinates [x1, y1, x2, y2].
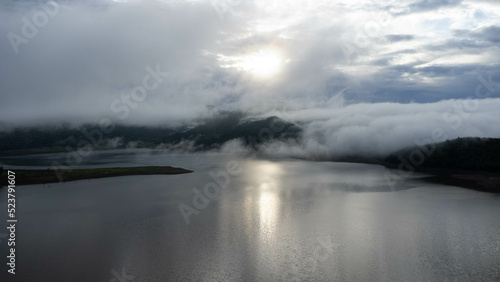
[178, 160, 241, 224]
[209, 0, 242, 20]
[339, 10, 392, 63]
[50, 64, 169, 181]
[6, 0, 243, 55]
[5, 170, 17, 275]
[7, 1, 60, 54]
[281, 235, 340, 281]
[110, 267, 135, 282]
[178, 103, 295, 225]
[384, 71, 500, 189]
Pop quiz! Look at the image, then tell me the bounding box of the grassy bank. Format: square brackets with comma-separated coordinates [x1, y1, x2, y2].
[0, 166, 193, 186]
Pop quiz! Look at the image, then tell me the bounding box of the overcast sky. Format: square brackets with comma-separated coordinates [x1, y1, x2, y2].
[1, 0, 500, 153]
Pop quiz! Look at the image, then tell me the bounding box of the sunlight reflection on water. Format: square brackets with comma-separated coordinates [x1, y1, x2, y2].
[1, 152, 500, 281]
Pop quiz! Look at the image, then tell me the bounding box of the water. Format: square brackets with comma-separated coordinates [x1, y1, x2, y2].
[1, 150, 499, 281]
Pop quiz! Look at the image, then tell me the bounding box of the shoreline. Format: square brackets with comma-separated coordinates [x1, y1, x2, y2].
[337, 157, 500, 193]
[2, 150, 498, 192]
[0, 166, 193, 187]
[383, 164, 500, 193]
[414, 167, 500, 193]
[335, 157, 500, 193]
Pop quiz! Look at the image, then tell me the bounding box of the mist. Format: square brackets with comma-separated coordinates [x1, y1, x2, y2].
[1, 0, 500, 157]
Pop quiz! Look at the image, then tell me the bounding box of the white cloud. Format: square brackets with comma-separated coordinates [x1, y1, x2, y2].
[0, 0, 499, 136]
[254, 97, 500, 158]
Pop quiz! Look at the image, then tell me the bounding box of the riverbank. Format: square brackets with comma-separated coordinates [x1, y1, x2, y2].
[340, 157, 500, 193]
[0, 166, 193, 186]
[414, 167, 500, 193]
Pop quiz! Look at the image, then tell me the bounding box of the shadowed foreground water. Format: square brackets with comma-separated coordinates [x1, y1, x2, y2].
[1, 150, 499, 281]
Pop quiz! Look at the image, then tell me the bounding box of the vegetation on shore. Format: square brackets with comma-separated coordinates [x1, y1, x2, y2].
[418, 170, 500, 193]
[0, 166, 193, 186]
[384, 137, 500, 192]
[1, 119, 499, 191]
[385, 137, 500, 172]
[0, 112, 301, 155]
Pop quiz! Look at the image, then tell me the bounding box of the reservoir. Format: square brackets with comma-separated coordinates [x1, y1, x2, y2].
[1, 150, 499, 281]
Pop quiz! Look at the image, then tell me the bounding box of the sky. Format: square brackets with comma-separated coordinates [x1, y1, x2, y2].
[1, 0, 500, 154]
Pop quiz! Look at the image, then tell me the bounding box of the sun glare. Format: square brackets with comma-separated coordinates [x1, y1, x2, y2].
[240, 49, 284, 78]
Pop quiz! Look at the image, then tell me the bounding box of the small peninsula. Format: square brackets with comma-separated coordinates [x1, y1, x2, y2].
[0, 166, 193, 186]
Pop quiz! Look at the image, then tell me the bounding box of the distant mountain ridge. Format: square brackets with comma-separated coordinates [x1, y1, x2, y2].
[163, 112, 301, 149]
[1, 116, 499, 175]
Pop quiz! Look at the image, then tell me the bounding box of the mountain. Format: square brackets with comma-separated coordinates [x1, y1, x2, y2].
[163, 112, 301, 149]
[0, 125, 177, 154]
[0, 113, 302, 155]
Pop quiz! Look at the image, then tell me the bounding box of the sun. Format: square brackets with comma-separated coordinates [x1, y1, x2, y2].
[217, 47, 287, 79]
[240, 49, 284, 78]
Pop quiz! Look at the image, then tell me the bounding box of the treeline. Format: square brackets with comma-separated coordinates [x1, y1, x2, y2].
[0, 112, 301, 154]
[385, 137, 500, 172]
[0, 125, 176, 152]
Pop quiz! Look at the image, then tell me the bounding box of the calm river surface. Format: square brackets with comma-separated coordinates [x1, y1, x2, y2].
[1, 150, 499, 281]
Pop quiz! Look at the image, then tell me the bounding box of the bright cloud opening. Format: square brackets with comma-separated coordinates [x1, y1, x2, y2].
[239, 49, 285, 78]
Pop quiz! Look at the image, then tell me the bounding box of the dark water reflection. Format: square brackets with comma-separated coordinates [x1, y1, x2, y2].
[0, 151, 499, 281]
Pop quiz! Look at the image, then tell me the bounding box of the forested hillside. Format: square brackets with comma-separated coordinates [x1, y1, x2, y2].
[385, 137, 500, 172]
[0, 112, 301, 154]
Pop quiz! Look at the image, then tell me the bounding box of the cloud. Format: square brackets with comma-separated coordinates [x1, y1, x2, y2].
[455, 25, 500, 43]
[0, 0, 242, 125]
[385, 34, 415, 42]
[0, 0, 499, 139]
[408, 0, 463, 13]
[253, 97, 500, 158]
